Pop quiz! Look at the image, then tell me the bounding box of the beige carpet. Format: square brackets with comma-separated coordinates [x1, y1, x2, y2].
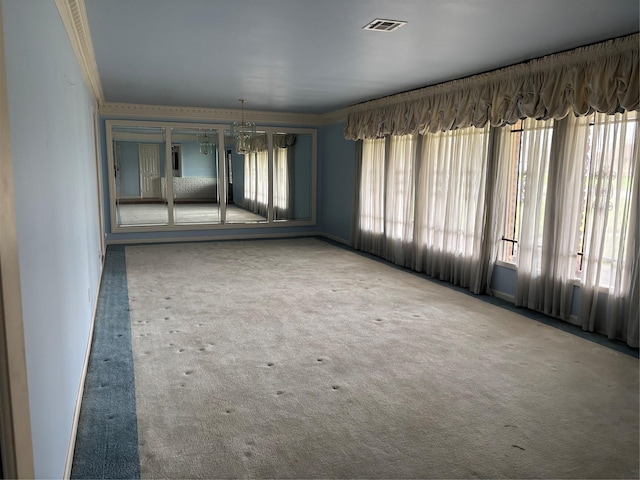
[125, 238, 639, 479]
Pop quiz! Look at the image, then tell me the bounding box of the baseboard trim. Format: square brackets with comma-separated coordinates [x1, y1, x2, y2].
[567, 314, 581, 327]
[105, 231, 324, 246]
[490, 292, 581, 327]
[318, 232, 352, 247]
[490, 290, 515, 304]
[63, 257, 104, 479]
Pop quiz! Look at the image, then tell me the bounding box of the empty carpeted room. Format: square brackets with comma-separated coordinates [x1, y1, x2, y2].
[0, 1, 638, 478]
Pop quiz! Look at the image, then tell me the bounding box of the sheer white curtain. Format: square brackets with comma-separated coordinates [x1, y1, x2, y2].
[508, 118, 555, 309]
[243, 150, 269, 216]
[413, 125, 491, 292]
[256, 150, 268, 215]
[580, 111, 639, 347]
[274, 147, 289, 217]
[354, 128, 492, 293]
[385, 135, 416, 265]
[244, 153, 256, 211]
[354, 134, 416, 265]
[538, 115, 591, 318]
[500, 111, 639, 345]
[354, 137, 385, 253]
[505, 116, 589, 319]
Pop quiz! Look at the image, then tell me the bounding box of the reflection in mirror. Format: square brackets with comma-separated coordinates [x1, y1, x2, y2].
[273, 132, 313, 221]
[112, 125, 168, 226]
[224, 131, 268, 223]
[108, 121, 315, 230]
[171, 128, 220, 225]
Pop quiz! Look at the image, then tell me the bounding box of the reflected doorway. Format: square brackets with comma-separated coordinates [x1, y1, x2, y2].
[139, 144, 160, 199]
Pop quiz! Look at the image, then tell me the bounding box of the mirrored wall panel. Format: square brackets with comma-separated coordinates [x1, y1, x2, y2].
[273, 132, 313, 221]
[171, 128, 221, 225]
[107, 120, 315, 231]
[112, 125, 168, 227]
[224, 130, 268, 224]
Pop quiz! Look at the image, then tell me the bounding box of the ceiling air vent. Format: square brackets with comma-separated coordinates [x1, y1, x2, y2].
[363, 18, 407, 32]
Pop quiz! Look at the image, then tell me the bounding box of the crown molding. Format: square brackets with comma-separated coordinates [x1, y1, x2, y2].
[99, 101, 350, 126]
[318, 107, 349, 125]
[54, 0, 104, 102]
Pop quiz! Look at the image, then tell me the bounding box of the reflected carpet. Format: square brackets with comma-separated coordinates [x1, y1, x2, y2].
[117, 203, 265, 226]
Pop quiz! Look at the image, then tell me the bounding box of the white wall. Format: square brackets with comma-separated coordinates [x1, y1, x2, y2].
[2, 0, 102, 477]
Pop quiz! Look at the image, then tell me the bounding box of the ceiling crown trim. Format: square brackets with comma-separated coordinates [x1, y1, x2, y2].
[54, 0, 104, 102]
[99, 102, 348, 126]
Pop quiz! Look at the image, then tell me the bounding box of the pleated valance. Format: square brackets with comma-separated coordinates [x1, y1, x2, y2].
[250, 133, 269, 152]
[226, 133, 297, 152]
[344, 34, 639, 140]
[273, 133, 297, 148]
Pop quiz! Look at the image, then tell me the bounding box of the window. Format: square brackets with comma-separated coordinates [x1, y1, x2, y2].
[498, 111, 638, 288]
[577, 111, 638, 286]
[358, 135, 417, 240]
[498, 118, 554, 265]
[355, 126, 490, 290]
[416, 125, 490, 257]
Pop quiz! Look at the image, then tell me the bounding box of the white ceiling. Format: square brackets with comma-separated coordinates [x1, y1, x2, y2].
[84, 0, 639, 114]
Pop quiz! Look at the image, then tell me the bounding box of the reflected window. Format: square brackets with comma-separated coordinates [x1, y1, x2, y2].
[273, 133, 295, 219]
[225, 130, 268, 223]
[274, 132, 313, 221]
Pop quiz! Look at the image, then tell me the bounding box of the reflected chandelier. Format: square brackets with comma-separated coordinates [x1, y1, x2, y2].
[231, 98, 256, 155]
[197, 131, 215, 155]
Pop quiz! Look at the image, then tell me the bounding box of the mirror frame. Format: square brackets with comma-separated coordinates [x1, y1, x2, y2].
[105, 119, 317, 233]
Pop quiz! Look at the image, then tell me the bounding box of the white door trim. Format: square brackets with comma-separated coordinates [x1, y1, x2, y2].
[0, 3, 35, 478]
[93, 109, 106, 257]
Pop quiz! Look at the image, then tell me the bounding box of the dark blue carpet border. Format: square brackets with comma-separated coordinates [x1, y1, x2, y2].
[71, 245, 141, 479]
